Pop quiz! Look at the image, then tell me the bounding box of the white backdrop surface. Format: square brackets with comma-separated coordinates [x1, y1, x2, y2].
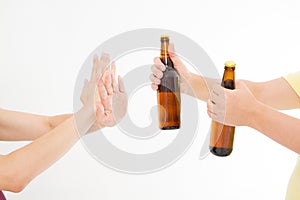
[0, 0, 299, 199]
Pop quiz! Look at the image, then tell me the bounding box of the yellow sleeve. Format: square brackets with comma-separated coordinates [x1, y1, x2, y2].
[284, 71, 300, 199]
[286, 158, 300, 200]
[283, 71, 300, 97]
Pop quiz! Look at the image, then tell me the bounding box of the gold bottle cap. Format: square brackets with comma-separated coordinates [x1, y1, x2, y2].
[224, 61, 236, 68]
[160, 35, 170, 41]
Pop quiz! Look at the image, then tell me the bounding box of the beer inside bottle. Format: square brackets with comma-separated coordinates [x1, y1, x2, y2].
[210, 61, 236, 156]
[157, 35, 181, 130]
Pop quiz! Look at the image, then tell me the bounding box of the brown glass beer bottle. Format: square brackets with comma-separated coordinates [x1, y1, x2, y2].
[157, 35, 181, 130]
[210, 61, 236, 156]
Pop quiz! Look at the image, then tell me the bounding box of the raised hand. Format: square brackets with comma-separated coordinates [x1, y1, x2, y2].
[80, 54, 105, 116]
[80, 53, 127, 133]
[95, 56, 128, 128]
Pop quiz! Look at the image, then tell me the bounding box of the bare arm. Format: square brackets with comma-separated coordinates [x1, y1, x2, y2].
[0, 54, 127, 193]
[250, 102, 300, 154]
[0, 108, 93, 192]
[151, 44, 300, 153]
[0, 109, 71, 141]
[185, 76, 300, 110]
[242, 78, 300, 110]
[172, 72, 300, 153]
[151, 44, 300, 110]
[208, 80, 300, 154]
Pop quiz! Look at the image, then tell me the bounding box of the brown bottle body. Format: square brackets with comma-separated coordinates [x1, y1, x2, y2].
[157, 36, 181, 130]
[210, 65, 236, 156]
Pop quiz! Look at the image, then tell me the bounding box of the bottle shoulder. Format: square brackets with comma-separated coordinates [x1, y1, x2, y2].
[162, 67, 180, 79]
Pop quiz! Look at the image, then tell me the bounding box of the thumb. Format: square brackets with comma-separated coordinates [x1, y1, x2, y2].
[168, 43, 184, 66]
[168, 43, 176, 57]
[168, 43, 188, 78]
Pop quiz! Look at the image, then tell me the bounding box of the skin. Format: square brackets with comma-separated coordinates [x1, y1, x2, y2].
[0, 54, 127, 192]
[151, 43, 300, 154]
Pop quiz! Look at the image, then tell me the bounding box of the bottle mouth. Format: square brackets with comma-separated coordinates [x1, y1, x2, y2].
[224, 61, 236, 68]
[160, 35, 170, 42]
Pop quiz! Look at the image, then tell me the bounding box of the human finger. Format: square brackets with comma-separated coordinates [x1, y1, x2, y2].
[111, 61, 117, 92]
[104, 72, 113, 95]
[210, 89, 221, 105]
[97, 78, 108, 101]
[151, 83, 158, 91]
[207, 99, 216, 117]
[151, 64, 165, 78]
[210, 83, 224, 102]
[149, 74, 161, 85]
[118, 75, 125, 93]
[168, 43, 184, 66]
[83, 79, 89, 89]
[91, 55, 99, 82]
[153, 57, 166, 70]
[100, 53, 111, 74]
[95, 102, 105, 127]
[98, 79, 113, 115]
[80, 79, 89, 102]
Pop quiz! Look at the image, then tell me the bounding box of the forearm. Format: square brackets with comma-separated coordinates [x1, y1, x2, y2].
[242, 79, 300, 110]
[185, 73, 300, 110]
[0, 108, 95, 192]
[250, 102, 300, 154]
[1, 117, 78, 192]
[0, 109, 71, 141]
[184, 73, 218, 101]
[48, 114, 72, 130]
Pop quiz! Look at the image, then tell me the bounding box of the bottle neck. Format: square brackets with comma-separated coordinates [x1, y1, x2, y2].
[223, 67, 235, 80]
[160, 40, 170, 65]
[222, 67, 235, 89]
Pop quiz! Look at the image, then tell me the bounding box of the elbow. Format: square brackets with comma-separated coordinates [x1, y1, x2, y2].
[7, 184, 26, 193]
[2, 155, 35, 193]
[4, 171, 32, 193]
[6, 176, 31, 193]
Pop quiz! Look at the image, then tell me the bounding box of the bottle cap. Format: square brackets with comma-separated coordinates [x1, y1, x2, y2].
[224, 61, 236, 68]
[160, 35, 170, 41]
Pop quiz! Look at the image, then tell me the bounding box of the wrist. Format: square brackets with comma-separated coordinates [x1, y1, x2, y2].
[184, 73, 212, 101]
[74, 106, 96, 136]
[180, 72, 196, 96]
[247, 100, 264, 128]
[48, 114, 72, 130]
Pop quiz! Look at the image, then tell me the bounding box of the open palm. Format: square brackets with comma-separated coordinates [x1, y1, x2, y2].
[80, 54, 127, 131]
[96, 57, 128, 128]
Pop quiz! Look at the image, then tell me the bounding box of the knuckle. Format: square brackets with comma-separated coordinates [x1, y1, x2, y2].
[149, 74, 154, 81]
[153, 57, 160, 63]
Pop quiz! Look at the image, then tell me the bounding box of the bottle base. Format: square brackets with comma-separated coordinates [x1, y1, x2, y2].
[209, 146, 232, 157]
[161, 126, 180, 130]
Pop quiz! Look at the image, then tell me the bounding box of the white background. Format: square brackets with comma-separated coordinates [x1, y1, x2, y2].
[0, 0, 300, 199]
